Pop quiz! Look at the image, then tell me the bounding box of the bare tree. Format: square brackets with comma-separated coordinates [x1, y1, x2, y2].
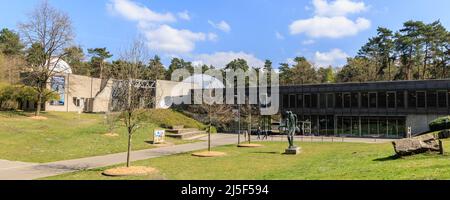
[111, 40, 153, 167]
[18, 0, 74, 116]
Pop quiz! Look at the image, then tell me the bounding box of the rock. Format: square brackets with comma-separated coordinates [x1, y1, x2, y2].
[392, 134, 440, 156]
[438, 130, 450, 139]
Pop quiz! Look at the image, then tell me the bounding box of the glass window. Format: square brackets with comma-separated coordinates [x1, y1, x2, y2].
[320, 94, 326, 108]
[352, 117, 360, 136]
[417, 91, 426, 108]
[427, 91, 437, 108]
[311, 94, 318, 108]
[369, 118, 378, 136]
[297, 94, 303, 108]
[337, 117, 343, 135]
[304, 94, 311, 108]
[379, 117, 387, 137]
[408, 91, 416, 108]
[343, 117, 352, 135]
[387, 92, 396, 108]
[397, 91, 405, 108]
[361, 92, 368, 108]
[438, 91, 447, 108]
[311, 115, 318, 134]
[319, 116, 327, 135]
[378, 92, 387, 108]
[351, 93, 359, 108]
[289, 94, 296, 108]
[327, 93, 334, 108]
[361, 117, 369, 136]
[335, 93, 343, 108]
[343, 93, 351, 108]
[387, 118, 398, 138]
[398, 118, 406, 137]
[369, 93, 377, 108]
[326, 115, 334, 135]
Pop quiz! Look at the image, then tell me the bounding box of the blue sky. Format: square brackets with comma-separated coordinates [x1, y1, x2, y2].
[0, 0, 449, 69]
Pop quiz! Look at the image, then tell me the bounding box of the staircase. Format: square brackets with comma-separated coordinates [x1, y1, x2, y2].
[166, 125, 207, 140]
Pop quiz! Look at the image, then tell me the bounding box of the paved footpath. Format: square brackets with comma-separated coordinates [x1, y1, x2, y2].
[0, 134, 394, 180]
[0, 134, 237, 180]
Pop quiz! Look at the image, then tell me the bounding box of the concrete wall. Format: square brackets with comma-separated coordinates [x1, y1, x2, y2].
[406, 114, 445, 134]
[44, 75, 196, 112]
[155, 80, 198, 109]
[45, 74, 112, 113]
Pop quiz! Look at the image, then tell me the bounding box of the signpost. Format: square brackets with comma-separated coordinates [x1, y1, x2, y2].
[153, 130, 166, 144]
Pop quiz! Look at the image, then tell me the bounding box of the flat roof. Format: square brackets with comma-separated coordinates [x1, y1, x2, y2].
[279, 79, 450, 88]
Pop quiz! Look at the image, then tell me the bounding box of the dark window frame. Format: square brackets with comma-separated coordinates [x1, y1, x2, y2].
[343, 92, 351, 108]
[289, 94, 296, 108]
[351, 92, 359, 108]
[387, 91, 396, 108]
[438, 90, 447, 108]
[326, 93, 334, 108]
[335, 93, 343, 108]
[361, 92, 369, 108]
[369, 92, 377, 108]
[416, 91, 426, 108]
[427, 91, 437, 108]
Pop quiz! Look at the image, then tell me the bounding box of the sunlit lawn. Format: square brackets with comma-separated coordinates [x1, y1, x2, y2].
[0, 110, 199, 163]
[45, 140, 450, 180]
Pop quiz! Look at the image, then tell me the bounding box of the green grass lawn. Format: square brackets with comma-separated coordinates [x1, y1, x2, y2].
[0, 110, 203, 163]
[44, 140, 450, 180]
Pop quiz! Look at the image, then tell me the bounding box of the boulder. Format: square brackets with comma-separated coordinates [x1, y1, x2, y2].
[392, 134, 440, 156]
[438, 130, 450, 139]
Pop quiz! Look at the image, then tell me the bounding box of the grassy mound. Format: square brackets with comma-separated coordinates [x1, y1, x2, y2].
[0, 110, 207, 163]
[141, 109, 207, 130]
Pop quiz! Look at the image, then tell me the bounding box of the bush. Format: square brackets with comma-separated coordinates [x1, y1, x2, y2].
[0, 83, 58, 110]
[429, 116, 450, 132]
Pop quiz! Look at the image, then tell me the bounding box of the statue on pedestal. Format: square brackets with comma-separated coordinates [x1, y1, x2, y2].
[279, 111, 301, 155]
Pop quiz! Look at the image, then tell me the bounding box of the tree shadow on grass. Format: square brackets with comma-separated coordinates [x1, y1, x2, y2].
[374, 152, 450, 162]
[251, 151, 280, 155]
[373, 155, 400, 162]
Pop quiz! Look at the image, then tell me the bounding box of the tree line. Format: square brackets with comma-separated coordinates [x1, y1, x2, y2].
[0, 1, 449, 114]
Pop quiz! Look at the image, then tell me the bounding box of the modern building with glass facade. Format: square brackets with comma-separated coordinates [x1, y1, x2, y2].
[280, 80, 450, 138]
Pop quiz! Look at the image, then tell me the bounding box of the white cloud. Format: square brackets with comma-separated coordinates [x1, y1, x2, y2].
[313, 48, 349, 67]
[108, 0, 214, 54]
[275, 32, 285, 40]
[193, 51, 265, 68]
[107, 0, 176, 23]
[178, 10, 191, 21]
[289, 0, 370, 39]
[313, 0, 368, 17]
[290, 16, 370, 38]
[285, 58, 296, 66]
[302, 39, 315, 45]
[207, 33, 218, 41]
[144, 25, 212, 54]
[208, 20, 231, 33]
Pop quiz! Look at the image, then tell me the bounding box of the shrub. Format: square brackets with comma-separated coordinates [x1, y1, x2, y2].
[0, 83, 58, 110]
[429, 116, 450, 132]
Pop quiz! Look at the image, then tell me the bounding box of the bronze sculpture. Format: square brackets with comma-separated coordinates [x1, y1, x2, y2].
[279, 111, 301, 154]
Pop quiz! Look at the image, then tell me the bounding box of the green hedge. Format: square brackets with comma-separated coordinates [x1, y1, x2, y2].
[429, 116, 450, 132]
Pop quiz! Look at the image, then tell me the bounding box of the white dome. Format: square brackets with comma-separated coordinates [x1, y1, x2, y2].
[49, 58, 72, 74]
[182, 74, 225, 89]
